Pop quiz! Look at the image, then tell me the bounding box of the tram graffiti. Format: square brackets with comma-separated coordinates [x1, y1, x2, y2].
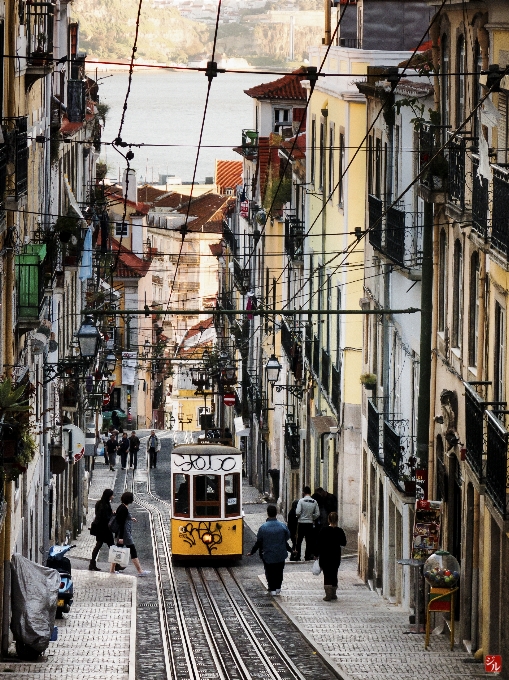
[174, 453, 236, 472]
[179, 521, 223, 554]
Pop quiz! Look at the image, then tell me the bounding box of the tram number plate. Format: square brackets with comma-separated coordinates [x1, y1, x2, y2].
[227, 497, 237, 505]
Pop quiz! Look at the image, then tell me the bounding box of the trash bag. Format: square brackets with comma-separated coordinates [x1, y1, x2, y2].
[10, 553, 60, 653]
[312, 559, 322, 576]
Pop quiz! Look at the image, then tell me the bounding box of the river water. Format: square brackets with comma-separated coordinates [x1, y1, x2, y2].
[93, 69, 277, 184]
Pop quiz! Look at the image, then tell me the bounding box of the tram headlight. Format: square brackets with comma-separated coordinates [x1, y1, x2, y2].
[202, 532, 213, 545]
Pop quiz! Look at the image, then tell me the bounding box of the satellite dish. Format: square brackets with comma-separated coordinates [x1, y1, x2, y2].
[32, 338, 45, 355]
[48, 339, 58, 353]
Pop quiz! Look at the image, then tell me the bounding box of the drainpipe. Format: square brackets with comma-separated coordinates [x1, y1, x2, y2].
[323, 0, 331, 46]
[471, 491, 480, 652]
[427, 210, 440, 498]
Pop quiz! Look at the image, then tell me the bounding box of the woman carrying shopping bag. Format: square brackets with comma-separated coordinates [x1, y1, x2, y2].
[315, 511, 346, 601]
[89, 488, 115, 571]
[109, 491, 151, 577]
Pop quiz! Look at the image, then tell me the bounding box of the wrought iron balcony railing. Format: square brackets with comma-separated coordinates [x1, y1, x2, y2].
[446, 132, 465, 208]
[418, 123, 446, 192]
[385, 205, 405, 265]
[5, 117, 29, 200]
[233, 258, 250, 294]
[284, 216, 304, 263]
[26, 2, 55, 66]
[367, 398, 382, 463]
[465, 383, 485, 482]
[321, 348, 331, 394]
[368, 194, 383, 251]
[242, 130, 258, 158]
[370, 200, 423, 269]
[331, 364, 341, 414]
[492, 167, 509, 256]
[312, 335, 320, 378]
[281, 321, 303, 379]
[471, 159, 489, 239]
[485, 411, 509, 518]
[223, 221, 237, 255]
[383, 420, 402, 490]
[285, 423, 301, 469]
[305, 323, 312, 364]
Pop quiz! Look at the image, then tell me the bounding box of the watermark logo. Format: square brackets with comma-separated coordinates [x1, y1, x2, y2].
[485, 655, 502, 675]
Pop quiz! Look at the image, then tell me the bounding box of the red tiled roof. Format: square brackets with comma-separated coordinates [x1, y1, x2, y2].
[215, 160, 243, 194]
[281, 132, 306, 160]
[152, 193, 185, 209]
[137, 184, 172, 204]
[244, 68, 307, 101]
[96, 233, 151, 278]
[177, 194, 235, 233]
[105, 186, 150, 215]
[209, 243, 223, 257]
[183, 316, 214, 340]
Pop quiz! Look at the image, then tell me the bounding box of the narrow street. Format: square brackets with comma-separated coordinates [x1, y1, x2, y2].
[0, 435, 486, 679]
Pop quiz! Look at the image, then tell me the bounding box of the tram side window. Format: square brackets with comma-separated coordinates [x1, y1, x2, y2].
[174, 474, 189, 516]
[224, 473, 240, 516]
[194, 474, 220, 517]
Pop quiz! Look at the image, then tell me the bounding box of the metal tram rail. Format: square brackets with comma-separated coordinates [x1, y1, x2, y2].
[124, 442, 308, 680]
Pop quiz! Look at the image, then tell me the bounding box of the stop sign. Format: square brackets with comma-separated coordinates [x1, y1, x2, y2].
[223, 393, 235, 406]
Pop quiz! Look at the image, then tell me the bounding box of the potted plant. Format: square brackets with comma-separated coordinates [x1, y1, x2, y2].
[360, 373, 377, 390]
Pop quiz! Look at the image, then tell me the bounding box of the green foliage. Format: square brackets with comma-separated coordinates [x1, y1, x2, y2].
[360, 373, 377, 386]
[96, 102, 110, 126]
[0, 378, 29, 421]
[263, 170, 292, 214]
[96, 161, 108, 181]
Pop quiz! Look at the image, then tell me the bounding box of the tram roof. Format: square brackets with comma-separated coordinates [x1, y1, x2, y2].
[171, 443, 242, 455]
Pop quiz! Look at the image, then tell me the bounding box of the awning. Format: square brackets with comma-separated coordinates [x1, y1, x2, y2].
[310, 415, 337, 436]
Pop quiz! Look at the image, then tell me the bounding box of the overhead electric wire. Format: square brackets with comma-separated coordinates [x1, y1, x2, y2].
[167, 0, 223, 306]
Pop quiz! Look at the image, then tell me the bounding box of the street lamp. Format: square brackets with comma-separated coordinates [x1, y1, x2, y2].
[104, 352, 117, 374]
[221, 364, 237, 385]
[265, 354, 282, 384]
[76, 315, 101, 358]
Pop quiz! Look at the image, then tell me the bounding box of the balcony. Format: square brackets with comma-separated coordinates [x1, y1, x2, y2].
[485, 411, 509, 519]
[305, 323, 312, 364]
[312, 335, 320, 377]
[383, 420, 402, 490]
[446, 132, 465, 209]
[223, 221, 237, 255]
[331, 364, 341, 413]
[418, 123, 446, 193]
[285, 423, 301, 469]
[367, 399, 382, 462]
[491, 167, 509, 256]
[15, 244, 47, 327]
[67, 80, 86, 123]
[5, 117, 29, 200]
[472, 159, 489, 239]
[281, 321, 303, 380]
[284, 216, 304, 263]
[233, 258, 250, 294]
[368, 194, 383, 251]
[385, 205, 405, 265]
[241, 130, 258, 159]
[0, 136, 7, 219]
[321, 349, 331, 393]
[464, 383, 485, 482]
[26, 2, 55, 86]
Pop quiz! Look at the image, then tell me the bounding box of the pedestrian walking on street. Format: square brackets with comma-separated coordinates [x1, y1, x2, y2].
[315, 511, 347, 601]
[129, 431, 140, 470]
[295, 486, 320, 561]
[89, 488, 115, 571]
[287, 500, 299, 560]
[118, 432, 130, 470]
[105, 433, 118, 471]
[246, 504, 290, 595]
[110, 491, 150, 577]
[147, 430, 160, 469]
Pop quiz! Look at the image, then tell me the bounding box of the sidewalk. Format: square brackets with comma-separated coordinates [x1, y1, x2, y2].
[0, 458, 137, 679]
[244, 502, 483, 680]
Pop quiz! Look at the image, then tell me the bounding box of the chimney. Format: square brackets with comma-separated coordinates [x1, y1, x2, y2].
[122, 168, 137, 204]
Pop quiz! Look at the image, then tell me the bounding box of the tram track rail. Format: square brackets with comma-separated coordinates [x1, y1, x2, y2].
[127, 434, 318, 680]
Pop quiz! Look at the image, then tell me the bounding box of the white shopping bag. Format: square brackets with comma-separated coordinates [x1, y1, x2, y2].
[312, 559, 322, 576]
[108, 544, 130, 567]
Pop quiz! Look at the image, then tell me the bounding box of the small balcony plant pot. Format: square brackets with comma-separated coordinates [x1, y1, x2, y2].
[360, 373, 377, 391]
[404, 480, 416, 496]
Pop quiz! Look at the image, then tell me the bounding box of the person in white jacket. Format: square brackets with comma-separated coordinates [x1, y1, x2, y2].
[295, 486, 320, 561]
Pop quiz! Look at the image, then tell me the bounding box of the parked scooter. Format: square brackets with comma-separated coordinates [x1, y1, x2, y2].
[46, 544, 75, 618]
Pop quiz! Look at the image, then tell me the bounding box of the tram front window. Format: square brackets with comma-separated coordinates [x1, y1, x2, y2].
[224, 473, 240, 516]
[174, 473, 189, 516]
[194, 474, 220, 517]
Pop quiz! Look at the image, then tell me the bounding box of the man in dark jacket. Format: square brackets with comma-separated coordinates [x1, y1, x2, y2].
[129, 431, 140, 470]
[105, 434, 118, 471]
[247, 505, 290, 595]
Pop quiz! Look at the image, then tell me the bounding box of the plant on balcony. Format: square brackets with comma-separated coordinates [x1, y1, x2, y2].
[54, 213, 83, 243]
[360, 372, 377, 389]
[0, 378, 36, 481]
[399, 453, 417, 495]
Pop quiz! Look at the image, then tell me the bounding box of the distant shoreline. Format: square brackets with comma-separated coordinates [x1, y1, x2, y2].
[85, 58, 299, 74]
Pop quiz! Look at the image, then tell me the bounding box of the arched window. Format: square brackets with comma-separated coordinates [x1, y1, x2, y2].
[452, 239, 463, 348]
[456, 35, 466, 125]
[438, 229, 447, 333]
[468, 251, 480, 367]
[441, 34, 450, 128]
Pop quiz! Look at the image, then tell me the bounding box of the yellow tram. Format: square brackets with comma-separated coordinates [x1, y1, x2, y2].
[170, 443, 243, 560]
